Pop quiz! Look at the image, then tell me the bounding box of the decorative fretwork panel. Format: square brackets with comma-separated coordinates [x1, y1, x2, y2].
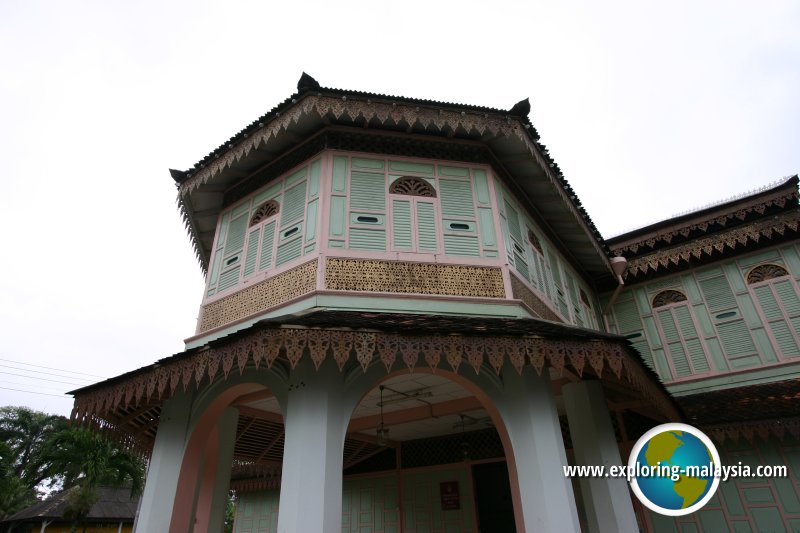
[324, 258, 506, 298]
[249, 200, 279, 226]
[510, 273, 562, 322]
[652, 289, 688, 308]
[389, 176, 437, 197]
[72, 330, 681, 429]
[747, 263, 790, 284]
[527, 229, 543, 254]
[199, 260, 317, 332]
[401, 428, 504, 468]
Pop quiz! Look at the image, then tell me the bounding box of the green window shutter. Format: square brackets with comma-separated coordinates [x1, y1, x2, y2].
[673, 305, 699, 338]
[717, 320, 757, 357]
[698, 275, 737, 311]
[685, 338, 709, 372]
[350, 172, 385, 211]
[774, 280, 800, 314]
[504, 201, 523, 243]
[258, 221, 276, 272]
[770, 321, 800, 356]
[392, 200, 413, 250]
[281, 182, 307, 225]
[276, 238, 302, 266]
[243, 227, 260, 278]
[439, 179, 475, 218]
[217, 268, 240, 292]
[657, 308, 692, 376]
[667, 342, 692, 377]
[223, 214, 248, 256]
[657, 309, 681, 342]
[349, 229, 386, 251]
[534, 255, 546, 293]
[753, 285, 783, 320]
[444, 235, 480, 256]
[416, 202, 437, 252]
[614, 300, 642, 333]
[513, 252, 530, 280]
[673, 306, 709, 371]
[206, 252, 224, 296]
[753, 281, 800, 356]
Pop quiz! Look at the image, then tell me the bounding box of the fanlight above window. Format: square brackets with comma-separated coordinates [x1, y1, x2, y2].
[389, 176, 436, 197]
[746, 264, 789, 285]
[249, 200, 280, 226]
[652, 289, 687, 308]
[527, 230, 543, 255]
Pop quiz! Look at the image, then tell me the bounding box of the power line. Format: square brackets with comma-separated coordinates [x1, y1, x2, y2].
[0, 386, 68, 398]
[0, 358, 107, 379]
[0, 380, 68, 393]
[0, 370, 84, 387]
[0, 363, 98, 382]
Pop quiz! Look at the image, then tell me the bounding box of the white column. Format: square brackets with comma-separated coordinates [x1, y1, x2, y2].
[134, 391, 193, 533]
[207, 408, 239, 533]
[276, 361, 349, 533]
[497, 367, 581, 532]
[563, 380, 638, 533]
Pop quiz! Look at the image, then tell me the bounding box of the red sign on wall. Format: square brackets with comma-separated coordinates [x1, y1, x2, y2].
[440, 481, 461, 510]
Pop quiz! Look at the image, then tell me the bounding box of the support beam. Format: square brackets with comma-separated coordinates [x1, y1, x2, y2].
[348, 396, 483, 432]
[564, 380, 638, 533]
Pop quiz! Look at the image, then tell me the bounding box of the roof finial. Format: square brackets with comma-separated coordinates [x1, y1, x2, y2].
[297, 72, 320, 93]
[508, 97, 531, 117]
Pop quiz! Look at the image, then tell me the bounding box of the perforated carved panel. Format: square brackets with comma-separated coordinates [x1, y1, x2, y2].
[199, 260, 317, 332]
[510, 273, 562, 322]
[324, 258, 506, 298]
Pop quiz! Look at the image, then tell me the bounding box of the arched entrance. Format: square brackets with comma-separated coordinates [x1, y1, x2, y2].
[342, 371, 517, 533]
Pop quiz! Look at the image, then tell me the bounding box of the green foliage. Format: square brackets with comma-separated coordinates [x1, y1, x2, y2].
[0, 406, 146, 526]
[40, 427, 145, 497]
[0, 440, 37, 520]
[0, 406, 66, 519]
[0, 406, 67, 490]
[224, 492, 236, 533]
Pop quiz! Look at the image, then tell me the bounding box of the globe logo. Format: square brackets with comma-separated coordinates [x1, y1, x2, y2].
[628, 423, 721, 516]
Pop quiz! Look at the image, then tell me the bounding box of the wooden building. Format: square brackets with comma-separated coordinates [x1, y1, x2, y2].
[69, 74, 799, 532]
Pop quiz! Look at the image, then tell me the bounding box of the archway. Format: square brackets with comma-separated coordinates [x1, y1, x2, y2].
[341, 368, 521, 533]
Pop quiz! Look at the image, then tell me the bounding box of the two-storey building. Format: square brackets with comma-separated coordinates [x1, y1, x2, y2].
[69, 74, 799, 533]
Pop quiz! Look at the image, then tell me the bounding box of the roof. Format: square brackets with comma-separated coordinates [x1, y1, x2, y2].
[606, 175, 800, 281]
[173, 73, 615, 286]
[2, 486, 138, 524]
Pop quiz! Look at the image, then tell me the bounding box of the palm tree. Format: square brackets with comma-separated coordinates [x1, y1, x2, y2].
[0, 406, 67, 492]
[39, 428, 145, 533]
[0, 407, 67, 519]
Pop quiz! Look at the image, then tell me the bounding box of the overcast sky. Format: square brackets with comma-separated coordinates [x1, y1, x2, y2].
[1, 0, 798, 417]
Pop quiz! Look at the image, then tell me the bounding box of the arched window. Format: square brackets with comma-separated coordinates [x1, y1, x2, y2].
[651, 289, 710, 378]
[389, 177, 438, 253]
[249, 200, 280, 226]
[652, 289, 688, 308]
[746, 263, 800, 358]
[389, 176, 437, 197]
[746, 264, 789, 285]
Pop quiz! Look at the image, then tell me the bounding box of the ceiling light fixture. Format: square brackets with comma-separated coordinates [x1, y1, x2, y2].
[377, 385, 390, 447]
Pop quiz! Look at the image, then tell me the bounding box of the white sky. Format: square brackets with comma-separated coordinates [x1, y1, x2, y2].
[1, 0, 798, 417]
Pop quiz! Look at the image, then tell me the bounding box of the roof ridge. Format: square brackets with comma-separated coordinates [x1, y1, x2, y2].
[606, 175, 798, 239]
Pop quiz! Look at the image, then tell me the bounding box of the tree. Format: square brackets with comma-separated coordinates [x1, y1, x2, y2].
[0, 440, 36, 520]
[39, 427, 145, 533]
[0, 407, 67, 491]
[0, 406, 67, 519]
[0, 406, 145, 532]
